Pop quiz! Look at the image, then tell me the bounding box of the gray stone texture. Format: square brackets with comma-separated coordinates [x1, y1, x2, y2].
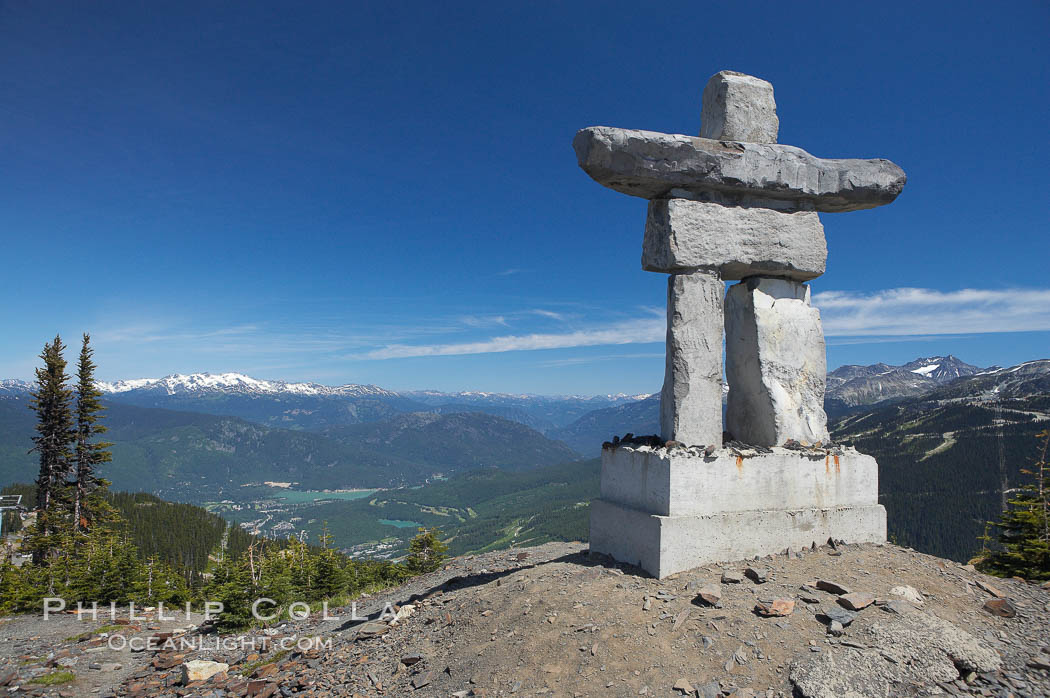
[642, 197, 827, 280]
[790, 610, 1000, 697]
[599, 444, 879, 518]
[660, 271, 724, 447]
[701, 70, 779, 143]
[589, 497, 886, 579]
[725, 277, 829, 446]
[572, 126, 906, 212]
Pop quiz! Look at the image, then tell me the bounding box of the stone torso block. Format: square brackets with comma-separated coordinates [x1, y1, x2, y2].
[725, 277, 829, 446]
[642, 197, 827, 280]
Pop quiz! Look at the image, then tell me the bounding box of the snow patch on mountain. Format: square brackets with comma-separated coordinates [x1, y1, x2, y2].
[0, 379, 32, 395]
[94, 373, 398, 398]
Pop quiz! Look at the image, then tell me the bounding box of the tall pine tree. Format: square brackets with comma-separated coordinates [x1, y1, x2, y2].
[404, 527, 448, 575]
[28, 336, 75, 561]
[978, 430, 1050, 581]
[72, 333, 112, 533]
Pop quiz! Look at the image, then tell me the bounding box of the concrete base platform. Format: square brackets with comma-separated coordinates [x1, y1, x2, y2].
[600, 444, 880, 517]
[589, 498, 887, 578]
[589, 444, 886, 578]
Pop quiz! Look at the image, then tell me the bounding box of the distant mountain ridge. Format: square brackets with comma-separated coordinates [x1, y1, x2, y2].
[825, 355, 985, 413]
[0, 398, 578, 501]
[3, 359, 1045, 457]
[0, 372, 654, 434]
[96, 372, 398, 398]
[552, 356, 1047, 453]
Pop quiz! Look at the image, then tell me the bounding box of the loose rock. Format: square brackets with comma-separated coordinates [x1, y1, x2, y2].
[181, 660, 229, 685]
[815, 580, 851, 595]
[755, 599, 795, 617]
[983, 598, 1017, 618]
[837, 592, 875, 611]
[744, 566, 769, 584]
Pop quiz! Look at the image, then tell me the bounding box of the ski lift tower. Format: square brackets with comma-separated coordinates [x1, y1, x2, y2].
[0, 495, 23, 541]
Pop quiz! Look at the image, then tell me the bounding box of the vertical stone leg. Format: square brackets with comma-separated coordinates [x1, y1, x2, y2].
[725, 277, 829, 447]
[660, 270, 724, 447]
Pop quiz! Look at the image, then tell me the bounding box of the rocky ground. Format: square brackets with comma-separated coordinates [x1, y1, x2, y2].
[0, 541, 1048, 697]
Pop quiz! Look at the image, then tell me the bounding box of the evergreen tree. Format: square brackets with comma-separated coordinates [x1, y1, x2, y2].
[287, 536, 313, 597]
[404, 527, 448, 575]
[257, 547, 293, 618]
[978, 430, 1050, 581]
[27, 336, 75, 562]
[206, 556, 257, 632]
[0, 559, 26, 613]
[311, 523, 346, 599]
[72, 334, 112, 533]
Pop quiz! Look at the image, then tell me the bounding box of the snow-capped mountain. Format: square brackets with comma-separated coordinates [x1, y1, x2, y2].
[928, 359, 1050, 401]
[826, 355, 987, 412]
[95, 372, 398, 398]
[0, 379, 32, 396]
[405, 389, 651, 406]
[900, 356, 982, 383]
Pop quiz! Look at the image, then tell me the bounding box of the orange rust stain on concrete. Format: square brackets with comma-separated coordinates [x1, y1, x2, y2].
[735, 456, 743, 473]
[834, 454, 841, 473]
[825, 455, 830, 473]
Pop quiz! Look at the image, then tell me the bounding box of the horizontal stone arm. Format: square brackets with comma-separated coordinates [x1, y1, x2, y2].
[573, 126, 906, 212]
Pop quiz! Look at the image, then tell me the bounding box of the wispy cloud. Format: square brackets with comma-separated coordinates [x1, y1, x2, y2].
[817, 287, 1050, 337]
[825, 335, 978, 347]
[538, 352, 665, 368]
[94, 323, 263, 344]
[496, 268, 524, 276]
[82, 288, 1050, 372]
[458, 314, 510, 328]
[529, 309, 567, 322]
[351, 317, 665, 360]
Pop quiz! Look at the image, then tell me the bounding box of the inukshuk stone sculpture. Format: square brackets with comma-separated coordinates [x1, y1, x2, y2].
[576, 71, 906, 577]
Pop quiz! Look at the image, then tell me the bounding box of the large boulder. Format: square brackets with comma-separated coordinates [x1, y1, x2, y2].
[790, 610, 1001, 697]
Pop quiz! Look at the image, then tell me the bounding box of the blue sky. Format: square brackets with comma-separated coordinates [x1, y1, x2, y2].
[1, 1, 1048, 394]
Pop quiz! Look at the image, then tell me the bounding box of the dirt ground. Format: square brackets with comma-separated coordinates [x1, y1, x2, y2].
[1, 541, 1048, 697]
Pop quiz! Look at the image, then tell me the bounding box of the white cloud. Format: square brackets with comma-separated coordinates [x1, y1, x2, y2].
[351, 317, 665, 360]
[816, 287, 1050, 337]
[79, 288, 1050, 372]
[459, 314, 509, 328]
[352, 287, 1050, 361]
[539, 352, 665, 368]
[529, 309, 567, 322]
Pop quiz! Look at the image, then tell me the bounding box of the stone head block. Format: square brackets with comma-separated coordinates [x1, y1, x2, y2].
[642, 198, 827, 280]
[701, 71, 779, 144]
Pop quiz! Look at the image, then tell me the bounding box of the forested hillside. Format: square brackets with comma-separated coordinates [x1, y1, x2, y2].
[224, 458, 600, 558]
[1, 484, 253, 581]
[322, 412, 579, 473]
[831, 395, 1049, 562]
[0, 397, 579, 501]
